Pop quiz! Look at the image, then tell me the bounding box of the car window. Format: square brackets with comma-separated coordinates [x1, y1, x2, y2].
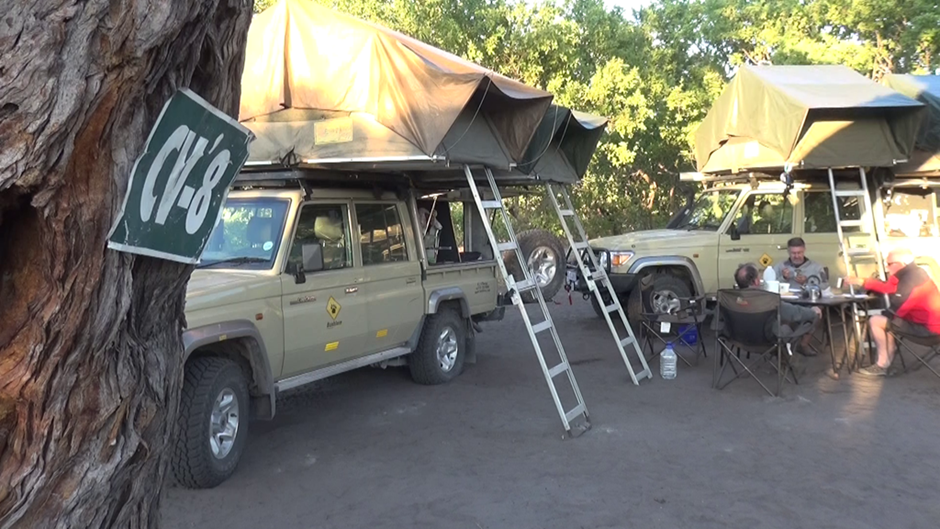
[803, 191, 862, 233]
[731, 193, 793, 235]
[198, 198, 290, 269]
[670, 190, 739, 231]
[287, 204, 352, 272]
[356, 203, 407, 265]
[884, 188, 940, 238]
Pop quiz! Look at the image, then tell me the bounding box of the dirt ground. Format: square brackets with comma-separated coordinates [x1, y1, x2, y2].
[162, 300, 940, 529]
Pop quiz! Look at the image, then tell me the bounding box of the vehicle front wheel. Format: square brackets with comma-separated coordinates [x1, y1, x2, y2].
[409, 307, 467, 385]
[626, 272, 692, 321]
[172, 356, 249, 489]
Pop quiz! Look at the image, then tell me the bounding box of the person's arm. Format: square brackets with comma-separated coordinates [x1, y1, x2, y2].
[862, 275, 899, 295]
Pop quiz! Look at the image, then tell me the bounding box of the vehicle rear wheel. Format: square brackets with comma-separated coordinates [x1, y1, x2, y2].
[172, 356, 249, 489]
[505, 229, 565, 304]
[410, 307, 467, 385]
[626, 272, 692, 322]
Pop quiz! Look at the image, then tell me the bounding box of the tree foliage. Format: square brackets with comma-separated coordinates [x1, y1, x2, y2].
[251, 0, 939, 236]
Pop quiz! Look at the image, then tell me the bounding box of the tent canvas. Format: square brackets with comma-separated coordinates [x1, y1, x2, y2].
[884, 75, 940, 177]
[695, 65, 924, 174]
[240, 0, 553, 172]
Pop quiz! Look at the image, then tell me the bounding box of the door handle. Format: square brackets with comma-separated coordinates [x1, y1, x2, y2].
[345, 287, 358, 294]
[777, 245, 785, 250]
[406, 277, 417, 284]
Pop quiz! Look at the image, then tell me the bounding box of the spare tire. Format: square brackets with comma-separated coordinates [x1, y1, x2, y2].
[504, 229, 566, 303]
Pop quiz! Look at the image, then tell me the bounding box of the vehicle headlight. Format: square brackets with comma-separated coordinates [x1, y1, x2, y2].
[598, 250, 610, 271]
[609, 251, 634, 269]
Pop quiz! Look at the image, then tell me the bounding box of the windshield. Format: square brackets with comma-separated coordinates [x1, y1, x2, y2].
[670, 189, 740, 231]
[883, 187, 940, 238]
[197, 198, 291, 270]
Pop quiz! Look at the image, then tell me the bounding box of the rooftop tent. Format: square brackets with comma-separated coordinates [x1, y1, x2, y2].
[408, 105, 609, 186]
[694, 65, 924, 174]
[884, 74, 940, 177]
[516, 105, 609, 183]
[239, 0, 553, 171]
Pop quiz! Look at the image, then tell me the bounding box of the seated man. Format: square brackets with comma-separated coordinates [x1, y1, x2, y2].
[736, 263, 823, 335]
[774, 237, 828, 288]
[843, 248, 940, 377]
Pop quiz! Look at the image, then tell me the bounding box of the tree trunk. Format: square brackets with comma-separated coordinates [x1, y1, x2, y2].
[0, 1, 252, 527]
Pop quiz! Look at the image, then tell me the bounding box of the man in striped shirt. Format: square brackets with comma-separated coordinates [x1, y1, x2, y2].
[843, 248, 940, 377]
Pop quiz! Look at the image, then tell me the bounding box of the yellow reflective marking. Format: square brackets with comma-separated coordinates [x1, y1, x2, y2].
[325, 341, 339, 351]
[759, 253, 773, 267]
[326, 296, 342, 320]
[219, 334, 227, 341]
[376, 329, 388, 338]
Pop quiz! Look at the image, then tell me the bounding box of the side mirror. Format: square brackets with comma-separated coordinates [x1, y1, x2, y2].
[729, 224, 741, 241]
[302, 243, 325, 273]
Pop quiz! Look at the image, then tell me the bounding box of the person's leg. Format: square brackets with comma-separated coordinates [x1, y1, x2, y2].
[869, 315, 891, 368]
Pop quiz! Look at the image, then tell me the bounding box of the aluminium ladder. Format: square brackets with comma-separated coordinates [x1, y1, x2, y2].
[827, 167, 889, 367]
[463, 166, 590, 436]
[545, 184, 653, 385]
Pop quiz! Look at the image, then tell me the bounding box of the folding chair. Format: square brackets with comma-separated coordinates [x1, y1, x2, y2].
[886, 312, 940, 379]
[637, 276, 709, 367]
[712, 289, 812, 397]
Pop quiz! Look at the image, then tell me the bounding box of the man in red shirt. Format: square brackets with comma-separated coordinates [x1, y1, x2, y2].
[844, 248, 940, 377]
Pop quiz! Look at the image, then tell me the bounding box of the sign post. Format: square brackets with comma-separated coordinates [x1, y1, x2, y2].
[108, 89, 254, 264]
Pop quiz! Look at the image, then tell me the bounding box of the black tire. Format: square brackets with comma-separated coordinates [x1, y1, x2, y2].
[626, 272, 693, 322]
[172, 357, 249, 489]
[590, 289, 615, 319]
[505, 229, 566, 304]
[409, 307, 467, 385]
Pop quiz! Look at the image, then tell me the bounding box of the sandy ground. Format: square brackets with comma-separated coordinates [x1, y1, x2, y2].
[162, 299, 940, 529]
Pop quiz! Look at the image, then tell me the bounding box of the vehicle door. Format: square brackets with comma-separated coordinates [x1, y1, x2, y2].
[280, 201, 368, 377]
[798, 188, 868, 280]
[353, 200, 424, 353]
[718, 190, 796, 289]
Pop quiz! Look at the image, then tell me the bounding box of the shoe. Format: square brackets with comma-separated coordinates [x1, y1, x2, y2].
[795, 343, 817, 357]
[858, 365, 887, 377]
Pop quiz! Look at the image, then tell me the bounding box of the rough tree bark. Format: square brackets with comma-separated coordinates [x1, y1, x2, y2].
[0, 1, 252, 527]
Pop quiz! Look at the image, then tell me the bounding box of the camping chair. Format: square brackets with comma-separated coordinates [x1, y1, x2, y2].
[712, 289, 812, 397]
[637, 276, 708, 366]
[886, 311, 940, 379]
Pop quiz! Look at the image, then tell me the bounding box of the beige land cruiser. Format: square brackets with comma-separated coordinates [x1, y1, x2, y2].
[573, 177, 940, 319]
[173, 173, 508, 489]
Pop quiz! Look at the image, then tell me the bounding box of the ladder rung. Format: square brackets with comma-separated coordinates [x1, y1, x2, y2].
[605, 303, 618, 313]
[514, 278, 537, 291]
[497, 241, 517, 252]
[565, 403, 587, 423]
[840, 220, 864, 228]
[834, 190, 866, 198]
[481, 200, 502, 209]
[548, 362, 569, 378]
[591, 271, 607, 282]
[846, 248, 871, 256]
[620, 337, 635, 347]
[572, 241, 589, 251]
[531, 321, 552, 334]
[559, 209, 575, 216]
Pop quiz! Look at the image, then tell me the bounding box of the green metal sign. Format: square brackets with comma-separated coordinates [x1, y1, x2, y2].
[108, 89, 254, 264]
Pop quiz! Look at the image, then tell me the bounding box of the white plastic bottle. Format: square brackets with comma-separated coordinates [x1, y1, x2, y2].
[661, 342, 677, 380]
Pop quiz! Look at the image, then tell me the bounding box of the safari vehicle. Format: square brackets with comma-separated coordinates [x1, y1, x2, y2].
[571, 64, 936, 318]
[575, 176, 940, 319]
[175, 172, 507, 489]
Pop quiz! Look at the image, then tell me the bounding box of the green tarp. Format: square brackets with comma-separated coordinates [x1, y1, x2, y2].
[694, 65, 924, 174]
[884, 75, 940, 177]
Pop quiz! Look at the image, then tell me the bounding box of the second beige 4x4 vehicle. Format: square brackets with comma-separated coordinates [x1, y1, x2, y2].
[573, 177, 940, 319]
